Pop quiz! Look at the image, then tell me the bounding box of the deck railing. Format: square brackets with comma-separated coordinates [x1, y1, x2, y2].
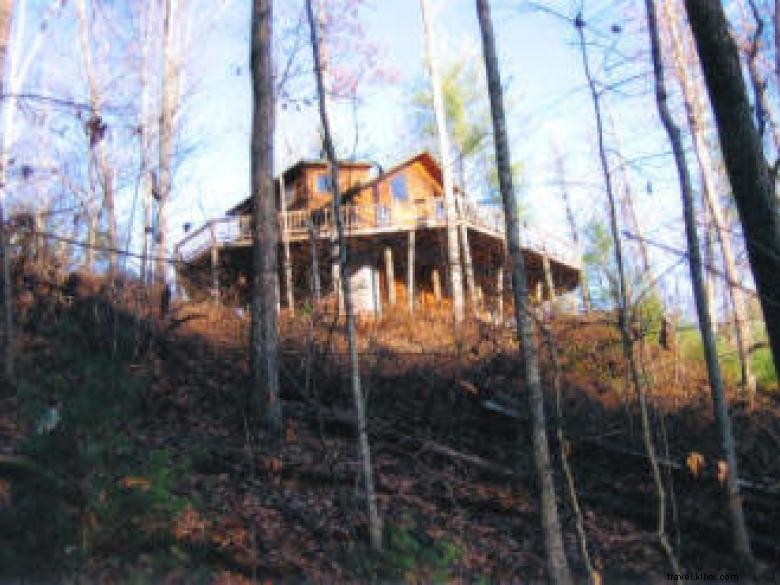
[176, 200, 581, 270]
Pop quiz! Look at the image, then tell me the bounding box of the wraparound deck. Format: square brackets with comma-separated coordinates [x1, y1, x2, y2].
[175, 199, 582, 272]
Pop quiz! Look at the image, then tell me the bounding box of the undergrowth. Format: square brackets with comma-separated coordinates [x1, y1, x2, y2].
[0, 307, 191, 580]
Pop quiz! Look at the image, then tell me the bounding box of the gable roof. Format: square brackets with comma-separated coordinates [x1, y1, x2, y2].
[224, 152, 445, 215]
[339, 151, 444, 203]
[226, 159, 374, 216]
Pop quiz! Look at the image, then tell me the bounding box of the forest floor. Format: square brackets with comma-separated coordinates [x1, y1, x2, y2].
[1, 271, 780, 584]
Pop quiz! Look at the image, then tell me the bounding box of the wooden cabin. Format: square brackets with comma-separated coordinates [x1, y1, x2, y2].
[175, 152, 583, 316]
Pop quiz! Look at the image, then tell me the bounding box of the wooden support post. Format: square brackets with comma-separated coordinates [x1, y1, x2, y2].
[209, 222, 219, 305]
[308, 218, 321, 301]
[210, 245, 219, 306]
[542, 253, 556, 303]
[432, 268, 442, 302]
[331, 241, 343, 315]
[407, 231, 415, 312]
[280, 175, 294, 315]
[384, 245, 396, 306]
[373, 266, 382, 319]
[496, 265, 504, 324]
[535, 280, 543, 304]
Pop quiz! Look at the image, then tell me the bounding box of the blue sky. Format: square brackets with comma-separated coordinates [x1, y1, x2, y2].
[173, 0, 688, 305]
[4, 0, 701, 311]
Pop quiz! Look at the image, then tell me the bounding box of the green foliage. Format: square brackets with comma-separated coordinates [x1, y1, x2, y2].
[409, 55, 524, 209]
[678, 324, 777, 390]
[1, 310, 189, 578]
[633, 291, 666, 343]
[370, 518, 463, 583]
[582, 219, 617, 309]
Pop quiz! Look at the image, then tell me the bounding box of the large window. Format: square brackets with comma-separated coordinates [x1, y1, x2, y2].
[316, 173, 333, 193]
[391, 175, 409, 202]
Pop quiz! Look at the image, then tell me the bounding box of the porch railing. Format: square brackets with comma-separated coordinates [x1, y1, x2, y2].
[175, 200, 581, 270]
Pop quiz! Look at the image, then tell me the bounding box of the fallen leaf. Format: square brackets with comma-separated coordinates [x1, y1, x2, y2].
[686, 452, 705, 478]
[119, 476, 151, 491]
[717, 460, 728, 485]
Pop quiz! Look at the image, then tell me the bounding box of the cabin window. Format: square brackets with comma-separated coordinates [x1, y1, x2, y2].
[435, 200, 445, 219]
[391, 175, 408, 202]
[316, 173, 333, 193]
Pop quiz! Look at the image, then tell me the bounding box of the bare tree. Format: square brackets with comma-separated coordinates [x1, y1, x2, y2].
[420, 0, 465, 323]
[552, 145, 591, 313]
[646, 0, 754, 567]
[75, 0, 117, 277]
[0, 0, 14, 381]
[305, 0, 382, 552]
[575, 10, 680, 573]
[155, 0, 178, 288]
[138, 1, 157, 285]
[683, 0, 780, 378]
[738, 0, 780, 155]
[476, 1, 573, 583]
[662, 0, 755, 396]
[776, 0, 780, 86]
[251, 0, 282, 434]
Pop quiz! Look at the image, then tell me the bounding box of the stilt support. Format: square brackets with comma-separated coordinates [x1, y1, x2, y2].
[407, 231, 415, 312]
[384, 246, 396, 306]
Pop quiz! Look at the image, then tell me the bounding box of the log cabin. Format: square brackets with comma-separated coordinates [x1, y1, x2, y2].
[174, 151, 583, 317]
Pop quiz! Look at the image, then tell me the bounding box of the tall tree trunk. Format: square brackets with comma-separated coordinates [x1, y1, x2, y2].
[647, 0, 754, 567]
[552, 146, 591, 312]
[607, 116, 653, 279]
[305, 0, 382, 551]
[739, 1, 780, 155]
[251, 0, 281, 434]
[476, 2, 573, 583]
[156, 0, 177, 287]
[420, 0, 464, 323]
[702, 205, 718, 332]
[663, 0, 755, 394]
[775, 0, 780, 86]
[575, 11, 680, 573]
[683, 0, 780, 379]
[75, 0, 117, 278]
[0, 0, 14, 381]
[139, 0, 155, 285]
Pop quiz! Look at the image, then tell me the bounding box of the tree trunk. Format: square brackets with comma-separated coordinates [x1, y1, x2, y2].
[251, 0, 281, 435]
[775, 0, 780, 87]
[552, 147, 591, 312]
[476, 2, 573, 583]
[663, 0, 755, 395]
[305, 0, 382, 551]
[683, 0, 780, 380]
[647, 0, 754, 567]
[139, 0, 155, 285]
[459, 219, 477, 310]
[607, 116, 653, 279]
[739, 1, 780, 155]
[576, 9, 680, 573]
[0, 0, 13, 381]
[75, 0, 117, 278]
[420, 0, 464, 323]
[156, 0, 177, 288]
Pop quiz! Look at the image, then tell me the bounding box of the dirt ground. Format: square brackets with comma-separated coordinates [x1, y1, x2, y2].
[1, 277, 779, 583]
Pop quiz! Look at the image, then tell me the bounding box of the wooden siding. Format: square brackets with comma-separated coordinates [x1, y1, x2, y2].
[304, 165, 372, 210]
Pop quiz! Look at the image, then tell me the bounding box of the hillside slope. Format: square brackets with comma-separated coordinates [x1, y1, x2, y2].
[1, 273, 779, 583]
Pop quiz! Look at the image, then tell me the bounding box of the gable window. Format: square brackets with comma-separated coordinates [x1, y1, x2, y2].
[316, 173, 333, 193]
[391, 175, 409, 202]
